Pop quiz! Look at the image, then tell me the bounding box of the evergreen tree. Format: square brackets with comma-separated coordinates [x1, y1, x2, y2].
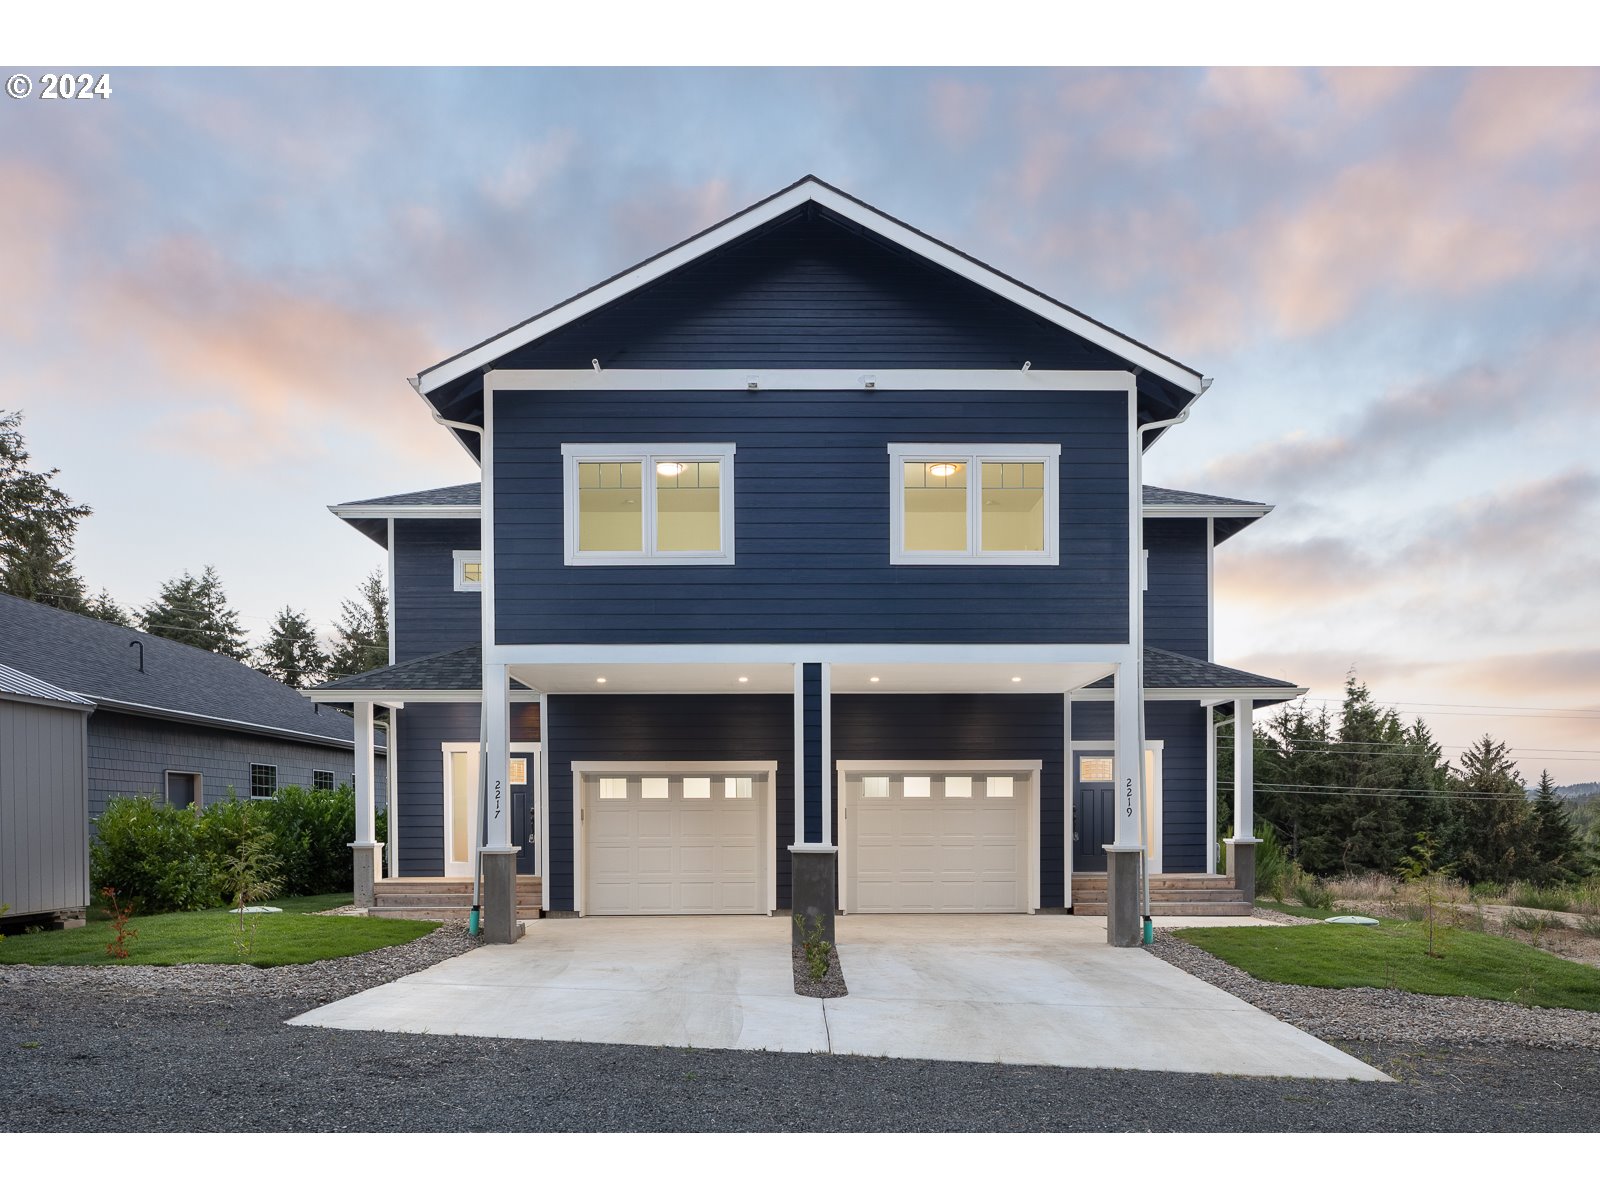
[137, 565, 249, 657]
[1451, 735, 1534, 885]
[0, 409, 93, 611]
[326, 569, 389, 679]
[1527, 769, 1583, 883]
[254, 606, 328, 689]
[84, 588, 131, 626]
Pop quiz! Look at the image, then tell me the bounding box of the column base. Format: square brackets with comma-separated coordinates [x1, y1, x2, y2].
[789, 844, 837, 947]
[481, 847, 522, 944]
[1104, 847, 1143, 947]
[1225, 838, 1259, 905]
[350, 841, 384, 909]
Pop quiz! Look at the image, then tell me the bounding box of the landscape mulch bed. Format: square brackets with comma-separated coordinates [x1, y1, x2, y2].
[792, 944, 847, 998]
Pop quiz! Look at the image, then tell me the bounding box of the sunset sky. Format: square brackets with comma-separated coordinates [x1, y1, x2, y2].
[4, 66, 1597, 782]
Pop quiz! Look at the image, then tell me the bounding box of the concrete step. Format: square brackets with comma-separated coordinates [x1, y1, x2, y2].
[370, 906, 544, 922]
[1072, 875, 1241, 890]
[374, 877, 541, 895]
[1071, 901, 1254, 917]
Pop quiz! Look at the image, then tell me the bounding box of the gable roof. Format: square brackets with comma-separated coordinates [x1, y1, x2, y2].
[417, 176, 1205, 402]
[0, 594, 376, 750]
[0, 661, 94, 710]
[1085, 647, 1302, 695]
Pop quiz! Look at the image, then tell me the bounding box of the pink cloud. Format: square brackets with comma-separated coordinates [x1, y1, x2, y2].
[1451, 68, 1600, 163]
[0, 162, 73, 339]
[927, 78, 991, 149]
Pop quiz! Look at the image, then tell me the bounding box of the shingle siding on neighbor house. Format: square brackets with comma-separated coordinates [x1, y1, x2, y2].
[544, 694, 795, 912]
[1071, 699, 1208, 874]
[86, 712, 384, 822]
[0, 696, 90, 918]
[394, 701, 540, 877]
[393, 517, 481, 662]
[492, 387, 1130, 645]
[1143, 519, 1209, 660]
[830, 693, 1069, 907]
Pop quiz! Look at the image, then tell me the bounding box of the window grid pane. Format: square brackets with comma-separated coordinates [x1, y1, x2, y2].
[312, 770, 335, 792]
[980, 460, 1046, 552]
[577, 459, 643, 552]
[250, 763, 277, 799]
[655, 459, 721, 552]
[902, 460, 968, 552]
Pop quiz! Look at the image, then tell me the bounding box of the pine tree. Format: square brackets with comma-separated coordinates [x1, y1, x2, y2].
[84, 588, 131, 626]
[254, 606, 328, 689]
[1451, 735, 1534, 885]
[1527, 769, 1583, 884]
[326, 569, 389, 679]
[0, 409, 93, 610]
[137, 565, 249, 657]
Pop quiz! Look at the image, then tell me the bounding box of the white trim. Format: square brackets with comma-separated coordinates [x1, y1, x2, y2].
[1143, 504, 1273, 519]
[560, 443, 736, 566]
[1206, 515, 1215, 662]
[483, 377, 497, 654]
[538, 696, 550, 908]
[490, 642, 1133, 666]
[1072, 740, 1164, 874]
[820, 663, 832, 846]
[1062, 696, 1072, 908]
[249, 761, 278, 800]
[887, 443, 1060, 566]
[452, 548, 484, 592]
[1205, 706, 1218, 874]
[1068, 687, 1308, 702]
[416, 179, 1203, 395]
[386, 707, 399, 877]
[386, 517, 396, 666]
[571, 759, 779, 916]
[834, 758, 1042, 915]
[491, 368, 1136, 393]
[440, 741, 479, 877]
[163, 768, 203, 810]
[329, 503, 479, 520]
[792, 663, 805, 845]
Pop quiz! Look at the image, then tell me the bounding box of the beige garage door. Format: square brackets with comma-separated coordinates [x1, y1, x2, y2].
[584, 772, 765, 915]
[846, 770, 1030, 913]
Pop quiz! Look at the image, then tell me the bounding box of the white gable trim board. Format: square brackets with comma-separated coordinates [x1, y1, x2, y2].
[415, 178, 1204, 398]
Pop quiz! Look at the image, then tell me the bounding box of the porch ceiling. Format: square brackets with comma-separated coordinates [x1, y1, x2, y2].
[505, 660, 1117, 695]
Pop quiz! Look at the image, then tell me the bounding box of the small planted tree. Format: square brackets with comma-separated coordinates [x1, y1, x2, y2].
[1398, 832, 1453, 959]
[221, 805, 283, 960]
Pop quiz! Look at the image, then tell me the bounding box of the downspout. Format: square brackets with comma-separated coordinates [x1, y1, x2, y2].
[417, 377, 491, 932]
[1133, 377, 1212, 944]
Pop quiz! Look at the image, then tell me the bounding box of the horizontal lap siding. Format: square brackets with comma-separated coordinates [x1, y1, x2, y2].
[394, 518, 481, 662]
[545, 694, 794, 912]
[1069, 700, 1206, 873]
[831, 694, 1066, 908]
[494, 390, 1128, 644]
[85, 713, 378, 822]
[394, 701, 540, 877]
[1144, 519, 1209, 659]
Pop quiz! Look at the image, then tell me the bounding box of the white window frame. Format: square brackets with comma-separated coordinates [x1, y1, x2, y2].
[249, 762, 277, 799]
[561, 443, 736, 566]
[452, 549, 483, 592]
[887, 443, 1060, 566]
[312, 769, 336, 792]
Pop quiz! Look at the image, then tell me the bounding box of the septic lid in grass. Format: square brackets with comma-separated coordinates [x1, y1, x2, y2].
[229, 906, 283, 914]
[1324, 915, 1378, 925]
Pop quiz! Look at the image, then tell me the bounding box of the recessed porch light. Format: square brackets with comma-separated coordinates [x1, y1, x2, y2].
[737, 676, 749, 683]
[869, 676, 880, 683]
[596, 677, 607, 684]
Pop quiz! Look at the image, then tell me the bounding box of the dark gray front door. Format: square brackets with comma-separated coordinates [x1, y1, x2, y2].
[1073, 752, 1115, 873]
[511, 756, 535, 876]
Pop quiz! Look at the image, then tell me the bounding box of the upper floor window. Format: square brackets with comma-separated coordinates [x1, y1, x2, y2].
[453, 549, 483, 591]
[561, 443, 736, 566]
[888, 443, 1060, 565]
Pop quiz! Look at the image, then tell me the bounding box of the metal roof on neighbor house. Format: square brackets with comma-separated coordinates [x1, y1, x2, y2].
[0, 662, 94, 709]
[0, 594, 378, 749]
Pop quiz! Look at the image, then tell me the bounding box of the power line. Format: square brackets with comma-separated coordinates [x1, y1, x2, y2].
[1218, 781, 1538, 801]
[1299, 696, 1600, 717]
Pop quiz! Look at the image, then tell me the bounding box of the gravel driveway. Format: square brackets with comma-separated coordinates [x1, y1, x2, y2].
[3, 941, 1598, 1131]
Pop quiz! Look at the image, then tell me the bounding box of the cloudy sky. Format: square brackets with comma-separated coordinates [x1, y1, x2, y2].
[5, 66, 1597, 781]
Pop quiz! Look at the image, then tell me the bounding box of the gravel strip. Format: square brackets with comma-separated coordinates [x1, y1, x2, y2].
[0, 923, 478, 1006]
[792, 944, 847, 998]
[1146, 929, 1600, 1050]
[1250, 905, 1322, 925]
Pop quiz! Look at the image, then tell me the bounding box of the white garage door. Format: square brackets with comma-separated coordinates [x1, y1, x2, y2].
[846, 769, 1030, 913]
[584, 771, 766, 915]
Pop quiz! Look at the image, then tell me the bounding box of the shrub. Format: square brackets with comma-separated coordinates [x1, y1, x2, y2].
[1218, 822, 1288, 901]
[91, 795, 219, 913]
[1289, 863, 1334, 911]
[252, 785, 358, 895]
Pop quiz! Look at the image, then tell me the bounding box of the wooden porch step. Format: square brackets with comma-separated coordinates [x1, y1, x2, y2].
[1072, 874, 1242, 890]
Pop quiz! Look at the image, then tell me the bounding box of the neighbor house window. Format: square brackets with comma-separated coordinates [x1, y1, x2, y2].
[561, 443, 735, 565]
[312, 769, 335, 792]
[887, 444, 1059, 564]
[250, 763, 277, 799]
[452, 549, 483, 591]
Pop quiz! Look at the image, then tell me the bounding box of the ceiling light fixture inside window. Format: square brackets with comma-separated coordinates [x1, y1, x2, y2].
[737, 676, 749, 683]
[928, 463, 960, 477]
[656, 461, 687, 477]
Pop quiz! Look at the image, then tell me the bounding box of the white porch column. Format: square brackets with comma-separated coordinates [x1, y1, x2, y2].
[480, 661, 519, 943]
[349, 700, 382, 907]
[1225, 698, 1260, 902]
[1204, 703, 1218, 873]
[1106, 659, 1145, 946]
[1062, 693, 1073, 910]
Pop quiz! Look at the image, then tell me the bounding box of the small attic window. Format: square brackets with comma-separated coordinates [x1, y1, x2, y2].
[453, 550, 483, 592]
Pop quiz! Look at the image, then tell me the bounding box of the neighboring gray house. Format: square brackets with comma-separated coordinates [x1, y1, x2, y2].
[0, 664, 92, 928]
[0, 594, 385, 825]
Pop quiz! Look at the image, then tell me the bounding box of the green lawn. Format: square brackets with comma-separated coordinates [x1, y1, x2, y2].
[1177, 921, 1600, 1012]
[0, 903, 434, 968]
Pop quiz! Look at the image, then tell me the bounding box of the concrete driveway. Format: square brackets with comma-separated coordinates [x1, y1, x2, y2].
[290, 914, 1385, 1081]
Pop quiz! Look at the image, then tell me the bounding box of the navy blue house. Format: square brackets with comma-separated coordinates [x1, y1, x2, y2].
[313, 177, 1302, 945]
